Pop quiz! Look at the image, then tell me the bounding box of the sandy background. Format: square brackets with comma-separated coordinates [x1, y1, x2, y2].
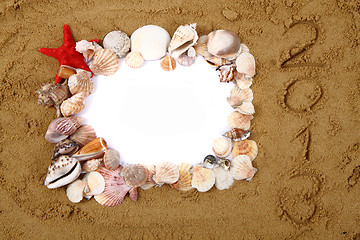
[0, 0, 359, 239]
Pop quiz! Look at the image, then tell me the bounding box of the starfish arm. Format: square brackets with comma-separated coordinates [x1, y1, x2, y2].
[54, 75, 62, 84]
[39, 48, 59, 59]
[62, 24, 76, 48]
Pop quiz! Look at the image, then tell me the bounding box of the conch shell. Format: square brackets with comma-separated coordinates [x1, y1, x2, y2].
[168, 23, 198, 59]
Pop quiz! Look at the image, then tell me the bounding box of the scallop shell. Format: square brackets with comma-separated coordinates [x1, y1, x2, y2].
[227, 86, 253, 108]
[217, 64, 237, 82]
[194, 35, 213, 59]
[240, 43, 249, 53]
[230, 155, 257, 181]
[51, 139, 79, 160]
[153, 162, 179, 185]
[213, 166, 234, 190]
[168, 23, 198, 59]
[121, 164, 148, 187]
[212, 137, 233, 158]
[171, 163, 193, 191]
[45, 116, 84, 143]
[68, 70, 94, 97]
[205, 56, 232, 67]
[69, 124, 97, 147]
[83, 171, 105, 197]
[203, 155, 217, 169]
[90, 49, 119, 76]
[223, 128, 251, 141]
[227, 111, 252, 130]
[73, 137, 108, 161]
[191, 165, 215, 192]
[66, 179, 86, 203]
[125, 51, 144, 69]
[81, 158, 102, 173]
[237, 102, 255, 115]
[75, 40, 96, 62]
[60, 92, 85, 117]
[235, 52, 256, 77]
[103, 149, 120, 170]
[232, 139, 258, 161]
[234, 72, 253, 89]
[103, 31, 131, 58]
[44, 155, 81, 189]
[57, 65, 77, 79]
[160, 55, 176, 71]
[176, 51, 196, 67]
[207, 30, 241, 60]
[140, 165, 156, 190]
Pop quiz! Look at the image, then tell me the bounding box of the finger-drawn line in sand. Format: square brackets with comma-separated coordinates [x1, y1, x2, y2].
[291, 123, 313, 161]
[348, 166, 360, 187]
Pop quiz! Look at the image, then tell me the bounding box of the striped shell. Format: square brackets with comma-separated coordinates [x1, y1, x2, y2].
[81, 158, 102, 173]
[121, 164, 148, 187]
[235, 52, 256, 77]
[224, 128, 251, 141]
[83, 171, 105, 197]
[153, 162, 179, 185]
[66, 179, 86, 203]
[171, 163, 193, 191]
[212, 137, 233, 158]
[240, 43, 250, 53]
[213, 166, 234, 190]
[191, 165, 215, 192]
[90, 49, 119, 76]
[160, 55, 176, 71]
[194, 35, 213, 59]
[227, 86, 253, 108]
[103, 149, 120, 170]
[227, 111, 252, 130]
[73, 137, 108, 161]
[125, 51, 144, 69]
[237, 102, 255, 115]
[230, 155, 257, 181]
[69, 124, 97, 147]
[232, 139, 258, 160]
[45, 116, 84, 143]
[140, 165, 157, 190]
[205, 56, 232, 67]
[234, 72, 253, 89]
[51, 139, 79, 160]
[207, 30, 241, 60]
[60, 92, 85, 117]
[68, 70, 94, 97]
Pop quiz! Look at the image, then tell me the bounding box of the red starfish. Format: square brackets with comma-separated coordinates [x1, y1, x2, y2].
[39, 24, 99, 83]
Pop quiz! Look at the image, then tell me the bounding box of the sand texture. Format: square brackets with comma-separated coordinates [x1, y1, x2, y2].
[0, 0, 359, 239]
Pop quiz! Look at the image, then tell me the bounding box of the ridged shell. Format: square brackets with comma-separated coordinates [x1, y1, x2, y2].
[81, 158, 102, 173]
[176, 51, 196, 67]
[73, 137, 108, 161]
[90, 49, 119, 76]
[212, 137, 233, 158]
[68, 70, 94, 97]
[69, 124, 97, 147]
[83, 171, 105, 196]
[140, 165, 156, 190]
[237, 102, 255, 115]
[60, 92, 85, 117]
[121, 164, 148, 187]
[227, 86, 253, 108]
[234, 72, 253, 89]
[103, 31, 131, 58]
[168, 23, 198, 59]
[235, 52, 256, 77]
[232, 139, 258, 161]
[240, 43, 249, 53]
[207, 30, 241, 60]
[213, 166, 234, 190]
[230, 155, 257, 181]
[103, 149, 120, 170]
[171, 163, 193, 191]
[227, 111, 252, 130]
[160, 55, 176, 71]
[217, 64, 237, 83]
[191, 165, 215, 192]
[224, 128, 251, 141]
[75, 40, 96, 62]
[194, 35, 213, 59]
[125, 51, 144, 69]
[66, 179, 86, 203]
[153, 162, 179, 185]
[45, 116, 84, 143]
[51, 139, 79, 160]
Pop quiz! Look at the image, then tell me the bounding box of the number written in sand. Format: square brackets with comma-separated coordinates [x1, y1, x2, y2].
[292, 124, 312, 162]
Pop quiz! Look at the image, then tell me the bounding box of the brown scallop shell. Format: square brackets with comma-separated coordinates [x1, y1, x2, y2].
[90, 49, 119, 76]
[160, 55, 176, 71]
[191, 165, 215, 192]
[125, 51, 144, 69]
[153, 162, 180, 185]
[171, 163, 193, 191]
[227, 111, 252, 130]
[68, 70, 94, 97]
[103, 149, 120, 170]
[232, 139, 258, 161]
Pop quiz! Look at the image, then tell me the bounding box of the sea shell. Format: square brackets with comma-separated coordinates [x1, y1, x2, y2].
[60, 92, 85, 117]
[57, 65, 77, 79]
[212, 137, 233, 158]
[224, 128, 251, 141]
[75, 40, 96, 62]
[205, 56, 232, 67]
[125, 51, 144, 69]
[73, 137, 108, 161]
[191, 165, 215, 192]
[103, 31, 131, 58]
[90, 49, 119, 76]
[131, 25, 171, 61]
[187, 47, 196, 58]
[213, 166, 234, 190]
[45, 116, 84, 143]
[176, 51, 196, 67]
[194, 35, 213, 59]
[227, 111, 252, 130]
[44, 155, 81, 189]
[140, 165, 157, 190]
[217, 158, 231, 170]
[240, 43, 249, 53]
[171, 163, 193, 191]
[121, 164, 148, 187]
[51, 139, 79, 160]
[83, 171, 105, 197]
[153, 162, 179, 185]
[217, 64, 237, 83]
[230, 155, 257, 181]
[160, 55, 176, 71]
[81, 158, 102, 173]
[232, 139, 258, 161]
[237, 102, 255, 115]
[103, 149, 120, 170]
[66, 179, 86, 203]
[227, 86, 253, 108]
[68, 70, 94, 97]
[69, 124, 97, 147]
[235, 52, 256, 77]
[203, 155, 217, 169]
[234, 72, 253, 89]
[207, 30, 241, 60]
[168, 23, 198, 59]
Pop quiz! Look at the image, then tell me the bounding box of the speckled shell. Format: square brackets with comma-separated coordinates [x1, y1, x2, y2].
[73, 137, 108, 161]
[171, 163, 193, 191]
[51, 139, 79, 160]
[60, 92, 85, 117]
[228, 86, 253, 108]
[125, 51, 144, 69]
[235, 52, 256, 77]
[103, 149, 120, 170]
[232, 139, 258, 161]
[213, 166, 234, 190]
[45, 116, 84, 143]
[140, 165, 157, 190]
[212, 137, 233, 158]
[176, 51, 196, 67]
[223, 128, 251, 141]
[227, 111, 252, 130]
[90, 49, 119, 76]
[103, 31, 131, 58]
[69, 124, 97, 147]
[66, 179, 86, 203]
[81, 158, 102, 173]
[217, 64, 237, 83]
[230, 155, 257, 181]
[191, 165, 215, 192]
[68, 70, 94, 97]
[75, 40, 96, 62]
[153, 162, 180, 185]
[160, 55, 176, 71]
[234, 72, 253, 89]
[121, 164, 148, 187]
[168, 23, 198, 59]
[237, 102, 255, 115]
[207, 30, 241, 60]
[83, 171, 105, 197]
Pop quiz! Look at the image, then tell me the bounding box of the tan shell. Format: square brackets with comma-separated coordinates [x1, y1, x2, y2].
[227, 86, 253, 108]
[57, 65, 77, 79]
[212, 137, 233, 158]
[125, 51, 144, 69]
[230, 155, 257, 181]
[69, 124, 97, 147]
[45, 116, 84, 143]
[51, 139, 79, 160]
[171, 163, 193, 191]
[75, 40, 96, 62]
[227, 111, 252, 130]
[176, 51, 196, 67]
[66, 179, 86, 203]
[234, 72, 253, 89]
[207, 30, 241, 60]
[73, 137, 108, 161]
[81, 158, 102, 173]
[232, 139, 258, 161]
[237, 102, 255, 115]
[213, 166, 234, 190]
[90, 49, 119, 76]
[153, 162, 179, 185]
[103, 149, 120, 170]
[141, 165, 157, 190]
[68, 70, 94, 97]
[235, 52, 256, 77]
[121, 164, 148, 187]
[191, 165, 215, 192]
[83, 171, 105, 197]
[168, 23, 198, 59]
[60, 92, 85, 117]
[160, 55, 176, 71]
[223, 128, 251, 141]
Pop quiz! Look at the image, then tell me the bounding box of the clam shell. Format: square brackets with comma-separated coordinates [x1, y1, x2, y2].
[131, 25, 170, 61]
[227, 111, 252, 130]
[203, 155, 217, 169]
[191, 165, 215, 192]
[45, 116, 84, 143]
[69, 124, 97, 147]
[153, 162, 179, 185]
[75, 40, 96, 62]
[213, 166, 234, 190]
[230, 155, 257, 181]
[51, 139, 79, 160]
[212, 137, 233, 158]
[68, 70, 94, 97]
[66, 179, 86, 203]
[171, 163, 193, 191]
[44, 155, 81, 189]
[217, 64, 237, 83]
[90, 49, 119, 76]
[103, 31, 131, 58]
[121, 164, 148, 187]
[176, 51, 196, 67]
[125, 51, 144, 69]
[235, 52, 256, 77]
[232, 139, 258, 161]
[237, 102, 255, 115]
[83, 171, 105, 196]
[234, 72, 253, 89]
[224, 128, 251, 141]
[194, 35, 213, 59]
[227, 86, 253, 108]
[207, 30, 241, 60]
[60, 92, 85, 117]
[73, 137, 108, 161]
[140, 165, 156, 190]
[160, 55, 176, 71]
[103, 149, 120, 170]
[81, 158, 102, 173]
[168, 23, 198, 59]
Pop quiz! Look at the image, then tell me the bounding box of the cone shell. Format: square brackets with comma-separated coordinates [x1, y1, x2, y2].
[66, 179, 86, 203]
[51, 139, 79, 160]
[237, 102, 255, 115]
[227, 111, 252, 130]
[168, 23, 198, 59]
[228, 86, 253, 108]
[68, 70, 94, 97]
[57, 65, 77, 79]
[73, 137, 108, 161]
[125, 51, 144, 69]
[235, 52, 256, 77]
[176, 51, 196, 67]
[103, 149, 120, 170]
[232, 139, 258, 161]
[207, 30, 241, 60]
[60, 92, 85, 117]
[230, 155, 257, 181]
[212, 137, 233, 158]
[171, 163, 193, 191]
[234, 72, 253, 89]
[153, 162, 179, 185]
[191, 165, 215, 192]
[69, 124, 97, 147]
[90, 49, 119, 76]
[75, 40, 96, 62]
[83, 171, 105, 197]
[81, 158, 102, 173]
[45, 116, 84, 143]
[224, 128, 251, 141]
[213, 166, 234, 190]
[121, 164, 148, 187]
[160, 55, 176, 71]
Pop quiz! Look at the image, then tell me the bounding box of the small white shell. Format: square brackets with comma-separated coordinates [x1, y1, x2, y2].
[83, 171, 105, 196]
[213, 166, 234, 190]
[90, 49, 119, 76]
[153, 162, 179, 185]
[60, 92, 85, 117]
[230, 155, 257, 181]
[66, 179, 86, 203]
[235, 52, 256, 77]
[68, 70, 94, 97]
[191, 165, 215, 192]
[103, 31, 131, 58]
[237, 102, 255, 115]
[212, 137, 233, 158]
[125, 51, 144, 69]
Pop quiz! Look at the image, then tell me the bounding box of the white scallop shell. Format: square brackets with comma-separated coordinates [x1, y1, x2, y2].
[230, 155, 257, 181]
[227, 86, 253, 108]
[194, 35, 213, 59]
[153, 162, 179, 185]
[227, 111, 252, 130]
[69, 124, 97, 147]
[90, 49, 119, 76]
[140, 165, 157, 190]
[66, 179, 86, 203]
[234, 73, 253, 89]
[240, 43, 249, 53]
[235, 52, 256, 77]
[68, 70, 94, 97]
[125, 51, 144, 69]
[212, 137, 233, 158]
[60, 92, 85, 117]
[237, 102, 255, 115]
[191, 165, 215, 192]
[83, 171, 105, 197]
[213, 166, 234, 190]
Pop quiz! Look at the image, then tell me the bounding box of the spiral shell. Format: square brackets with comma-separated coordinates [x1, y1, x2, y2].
[235, 52, 256, 77]
[66, 179, 86, 203]
[227, 111, 252, 130]
[223, 128, 251, 141]
[121, 164, 148, 187]
[103, 149, 120, 170]
[68, 70, 94, 97]
[217, 64, 237, 83]
[237, 102, 255, 115]
[213, 166, 234, 190]
[171, 163, 193, 191]
[73, 137, 108, 161]
[160, 55, 176, 71]
[230, 155, 257, 181]
[60, 92, 85, 117]
[153, 162, 179, 185]
[212, 137, 233, 158]
[81, 158, 102, 173]
[69, 124, 97, 147]
[125, 51, 144, 69]
[191, 165, 215, 192]
[227, 86, 253, 108]
[232, 139, 258, 161]
[45, 116, 84, 143]
[90, 49, 119, 76]
[168, 23, 198, 59]
[207, 30, 241, 60]
[75, 40, 96, 62]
